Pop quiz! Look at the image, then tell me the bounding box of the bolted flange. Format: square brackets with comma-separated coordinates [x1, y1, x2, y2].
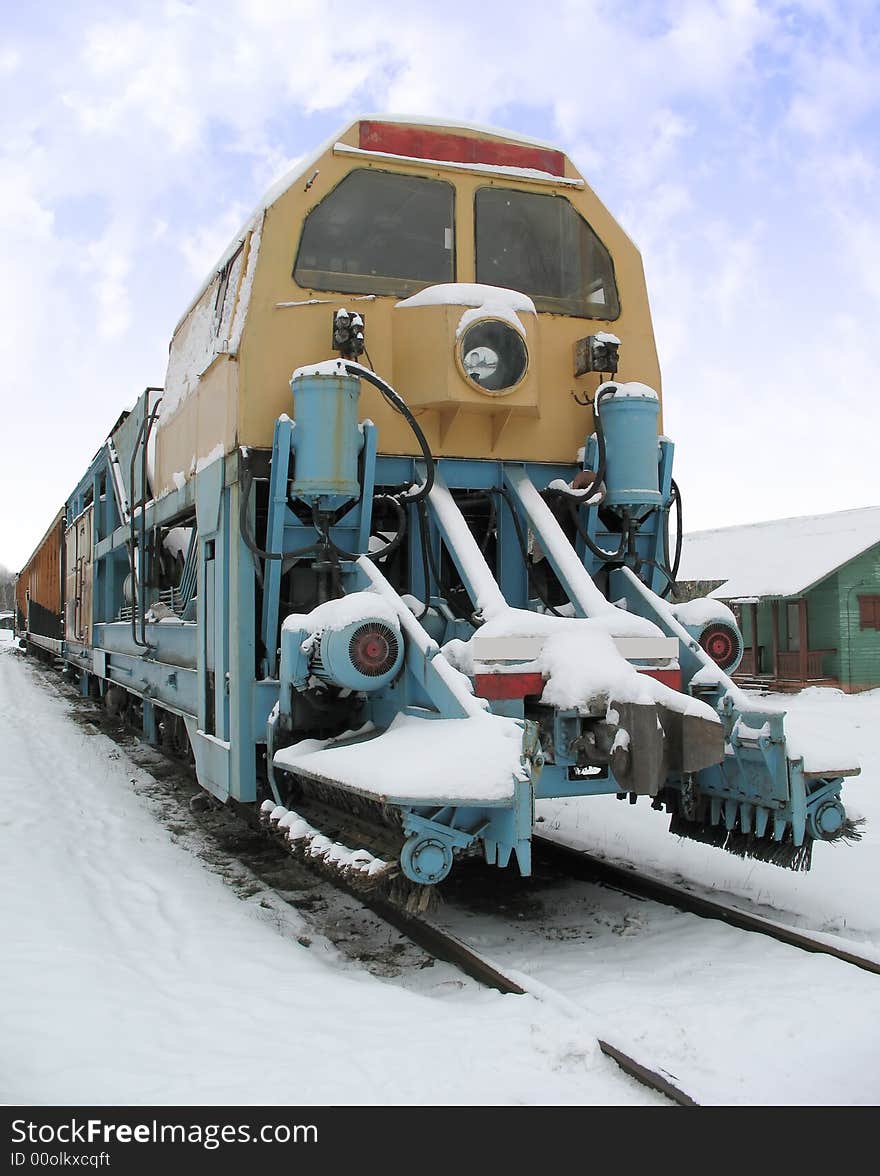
[808, 798, 846, 841]
[400, 835, 455, 885]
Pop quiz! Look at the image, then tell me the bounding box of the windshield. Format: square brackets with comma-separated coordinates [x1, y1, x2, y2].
[475, 187, 619, 318]
[294, 169, 455, 297]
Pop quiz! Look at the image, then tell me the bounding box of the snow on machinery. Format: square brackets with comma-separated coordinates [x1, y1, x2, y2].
[18, 117, 861, 896]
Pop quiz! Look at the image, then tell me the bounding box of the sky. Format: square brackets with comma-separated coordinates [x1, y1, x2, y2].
[1, 0, 879, 570]
[3, 630, 880, 1105]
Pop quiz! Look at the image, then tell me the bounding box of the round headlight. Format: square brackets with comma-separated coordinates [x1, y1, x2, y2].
[462, 345, 499, 383]
[458, 320, 528, 394]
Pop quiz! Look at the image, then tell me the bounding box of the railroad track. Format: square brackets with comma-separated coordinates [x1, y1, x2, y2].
[34, 651, 880, 978]
[363, 892, 700, 1107]
[29, 659, 700, 1105]
[532, 835, 880, 978]
[21, 650, 880, 1105]
[249, 797, 701, 1105]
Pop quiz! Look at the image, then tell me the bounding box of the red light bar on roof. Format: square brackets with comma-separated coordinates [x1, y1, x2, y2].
[359, 121, 566, 177]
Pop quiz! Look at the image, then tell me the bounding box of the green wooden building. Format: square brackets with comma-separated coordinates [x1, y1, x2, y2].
[677, 506, 880, 692]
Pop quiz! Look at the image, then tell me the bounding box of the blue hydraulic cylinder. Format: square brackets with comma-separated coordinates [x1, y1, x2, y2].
[599, 384, 662, 509]
[290, 370, 362, 504]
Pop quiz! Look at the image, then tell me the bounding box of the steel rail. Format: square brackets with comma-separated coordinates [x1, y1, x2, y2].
[368, 900, 699, 1106]
[596, 1040, 698, 1107]
[226, 797, 702, 1104]
[23, 661, 869, 1106]
[534, 834, 880, 977]
[22, 656, 880, 987]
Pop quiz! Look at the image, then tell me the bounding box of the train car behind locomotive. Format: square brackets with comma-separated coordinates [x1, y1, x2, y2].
[16, 509, 64, 657]
[17, 116, 862, 897]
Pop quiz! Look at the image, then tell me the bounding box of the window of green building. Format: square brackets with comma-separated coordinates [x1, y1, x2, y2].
[858, 594, 880, 630]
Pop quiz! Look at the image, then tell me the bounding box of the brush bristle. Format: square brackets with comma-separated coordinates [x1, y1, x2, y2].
[827, 816, 865, 845]
[262, 784, 440, 911]
[669, 813, 814, 871]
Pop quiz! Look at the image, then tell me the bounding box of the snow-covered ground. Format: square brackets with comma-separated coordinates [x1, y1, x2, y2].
[536, 687, 880, 948]
[2, 627, 879, 1105]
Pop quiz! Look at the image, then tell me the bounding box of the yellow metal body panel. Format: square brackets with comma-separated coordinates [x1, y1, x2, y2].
[155, 353, 238, 492]
[154, 118, 662, 493]
[391, 304, 540, 416]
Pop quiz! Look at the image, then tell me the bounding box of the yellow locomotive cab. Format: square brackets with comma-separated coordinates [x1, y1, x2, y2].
[152, 116, 661, 497]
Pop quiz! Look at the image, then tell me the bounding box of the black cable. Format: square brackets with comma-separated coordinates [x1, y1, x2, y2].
[343, 363, 435, 504]
[553, 381, 622, 562]
[417, 500, 446, 597]
[635, 556, 677, 592]
[239, 460, 322, 563]
[372, 495, 408, 559]
[565, 495, 628, 561]
[415, 499, 473, 621]
[315, 494, 408, 563]
[573, 382, 616, 498]
[328, 539, 343, 600]
[416, 502, 433, 601]
[654, 479, 683, 598]
[499, 486, 564, 616]
[669, 477, 683, 581]
[480, 492, 497, 556]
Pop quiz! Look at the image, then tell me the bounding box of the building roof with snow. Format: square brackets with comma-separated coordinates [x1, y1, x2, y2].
[678, 506, 880, 600]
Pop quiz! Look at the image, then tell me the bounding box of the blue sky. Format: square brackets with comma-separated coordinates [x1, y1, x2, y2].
[2, 0, 878, 569]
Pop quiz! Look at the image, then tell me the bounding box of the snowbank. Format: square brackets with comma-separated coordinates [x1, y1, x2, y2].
[0, 641, 653, 1106]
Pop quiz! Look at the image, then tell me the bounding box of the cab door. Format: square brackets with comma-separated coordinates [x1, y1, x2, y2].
[65, 507, 94, 643]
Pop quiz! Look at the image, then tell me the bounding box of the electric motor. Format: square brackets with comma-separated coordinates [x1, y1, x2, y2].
[682, 616, 744, 673]
[310, 616, 404, 692]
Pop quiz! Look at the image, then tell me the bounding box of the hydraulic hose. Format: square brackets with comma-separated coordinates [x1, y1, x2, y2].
[499, 486, 564, 616]
[480, 492, 497, 556]
[343, 362, 435, 504]
[559, 381, 624, 560]
[653, 477, 683, 598]
[565, 496, 629, 561]
[415, 499, 474, 621]
[239, 460, 322, 563]
[314, 494, 407, 563]
[416, 500, 434, 600]
[668, 477, 683, 581]
[573, 382, 616, 499]
[635, 556, 677, 593]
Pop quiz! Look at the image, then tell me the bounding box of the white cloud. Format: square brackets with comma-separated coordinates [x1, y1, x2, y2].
[660, 0, 775, 90]
[2, 0, 879, 565]
[620, 110, 694, 191]
[834, 212, 880, 305]
[0, 46, 20, 73]
[88, 237, 134, 340]
[178, 201, 249, 279]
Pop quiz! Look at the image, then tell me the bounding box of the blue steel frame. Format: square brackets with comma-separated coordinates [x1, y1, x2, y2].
[56, 376, 851, 884]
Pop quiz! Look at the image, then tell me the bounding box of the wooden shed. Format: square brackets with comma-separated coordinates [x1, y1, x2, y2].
[677, 506, 880, 692]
